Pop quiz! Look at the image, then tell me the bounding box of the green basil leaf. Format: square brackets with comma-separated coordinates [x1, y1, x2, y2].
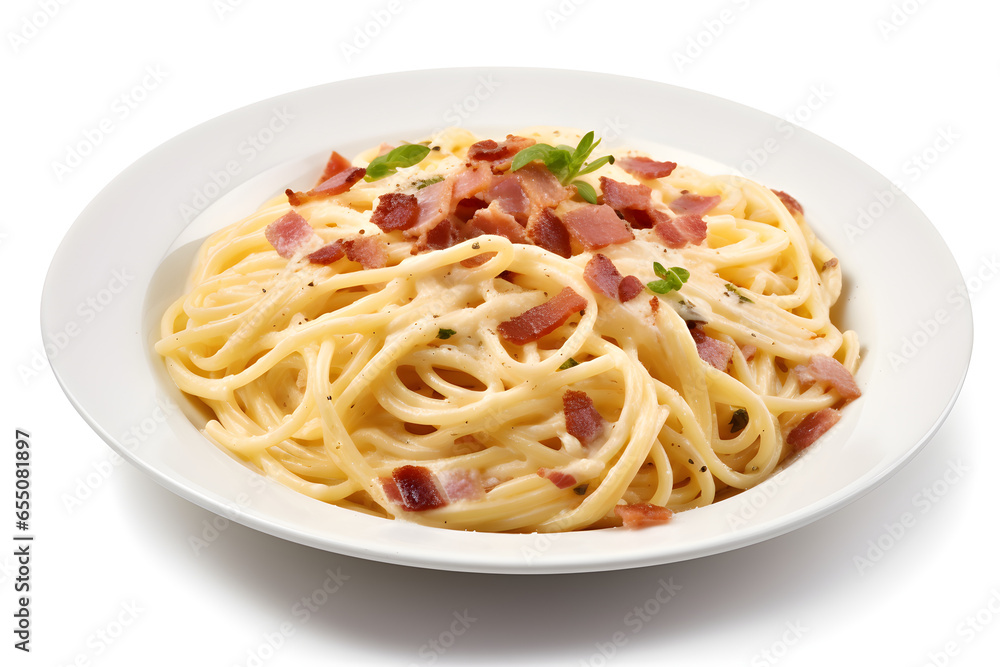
[653, 262, 669, 279]
[576, 154, 615, 177]
[570, 131, 596, 170]
[572, 180, 598, 204]
[365, 144, 431, 182]
[510, 144, 560, 172]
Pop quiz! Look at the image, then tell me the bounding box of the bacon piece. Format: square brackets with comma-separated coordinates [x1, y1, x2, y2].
[307, 240, 345, 265]
[618, 275, 644, 302]
[583, 253, 623, 299]
[689, 326, 734, 371]
[669, 193, 720, 217]
[316, 150, 352, 186]
[468, 134, 536, 172]
[412, 178, 455, 230]
[741, 344, 757, 361]
[537, 468, 577, 490]
[792, 356, 862, 401]
[618, 156, 677, 179]
[371, 192, 420, 232]
[599, 177, 652, 211]
[516, 163, 570, 214]
[453, 196, 488, 222]
[438, 469, 485, 502]
[615, 503, 673, 529]
[420, 219, 458, 252]
[265, 211, 315, 258]
[452, 163, 493, 201]
[560, 203, 634, 251]
[772, 189, 803, 217]
[380, 476, 403, 504]
[390, 465, 446, 511]
[468, 202, 529, 243]
[654, 213, 708, 249]
[563, 389, 605, 446]
[343, 236, 387, 269]
[286, 167, 366, 206]
[526, 208, 572, 258]
[497, 287, 587, 345]
[487, 175, 530, 219]
[788, 407, 841, 450]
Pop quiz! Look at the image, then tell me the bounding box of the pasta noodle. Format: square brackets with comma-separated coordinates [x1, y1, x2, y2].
[155, 127, 861, 532]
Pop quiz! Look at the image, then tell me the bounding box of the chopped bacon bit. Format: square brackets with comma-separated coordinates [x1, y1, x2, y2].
[653, 213, 708, 249]
[560, 203, 634, 251]
[669, 193, 721, 217]
[792, 356, 862, 401]
[413, 178, 455, 229]
[690, 326, 734, 371]
[741, 344, 757, 361]
[599, 177, 652, 211]
[788, 407, 841, 450]
[380, 476, 403, 504]
[453, 196, 488, 222]
[583, 254, 645, 303]
[526, 208, 572, 258]
[620, 207, 656, 230]
[618, 156, 678, 179]
[316, 150, 352, 186]
[390, 465, 446, 511]
[343, 236, 388, 269]
[618, 275, 644, 302]
[563, 389, 605, 446]
[421, 218, 459, 252]
[438, 469, 485, 502]
[286, 166, 367, 206]
[537, 468, 577, 489]
[371, 192, 420, 232]
[265, 211, 314, 258]
[468, 134, 536, 172]
[583, 253, 624, 299]
[468, 202, 529, 244]
[772, 189, 804, 217]
[307, 240, 345, 265]
[516, 163, 570, 214]
[497, 287, 587, 345]
[615, 503, 673, 528]
[487, 175, 530, 220]
[452, 163, 493, 201]
[649, 296, 660, 314]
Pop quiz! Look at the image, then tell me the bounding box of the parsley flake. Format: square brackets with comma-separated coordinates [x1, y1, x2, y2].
[437, 328, 458, 340]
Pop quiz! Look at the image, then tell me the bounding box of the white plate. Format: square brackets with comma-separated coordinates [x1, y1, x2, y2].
[42, 68, 972, 574]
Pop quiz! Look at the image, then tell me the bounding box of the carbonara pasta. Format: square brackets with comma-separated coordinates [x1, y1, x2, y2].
[155, 127, 861, 532]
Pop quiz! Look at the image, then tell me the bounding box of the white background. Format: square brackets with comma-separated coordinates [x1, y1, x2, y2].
[3, 1, 998, 665]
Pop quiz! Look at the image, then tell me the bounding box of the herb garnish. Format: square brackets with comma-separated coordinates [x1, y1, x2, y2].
[414, 175, 444, 190]
[725, 283, 753, 303]
[647, 262, 690, 295]
[559, 358, 579, 370]
[510, 131, 614, 204]
[729, 408, 749, 433]
[437, 328, 457, 340]
[365, 144, 431, 182]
